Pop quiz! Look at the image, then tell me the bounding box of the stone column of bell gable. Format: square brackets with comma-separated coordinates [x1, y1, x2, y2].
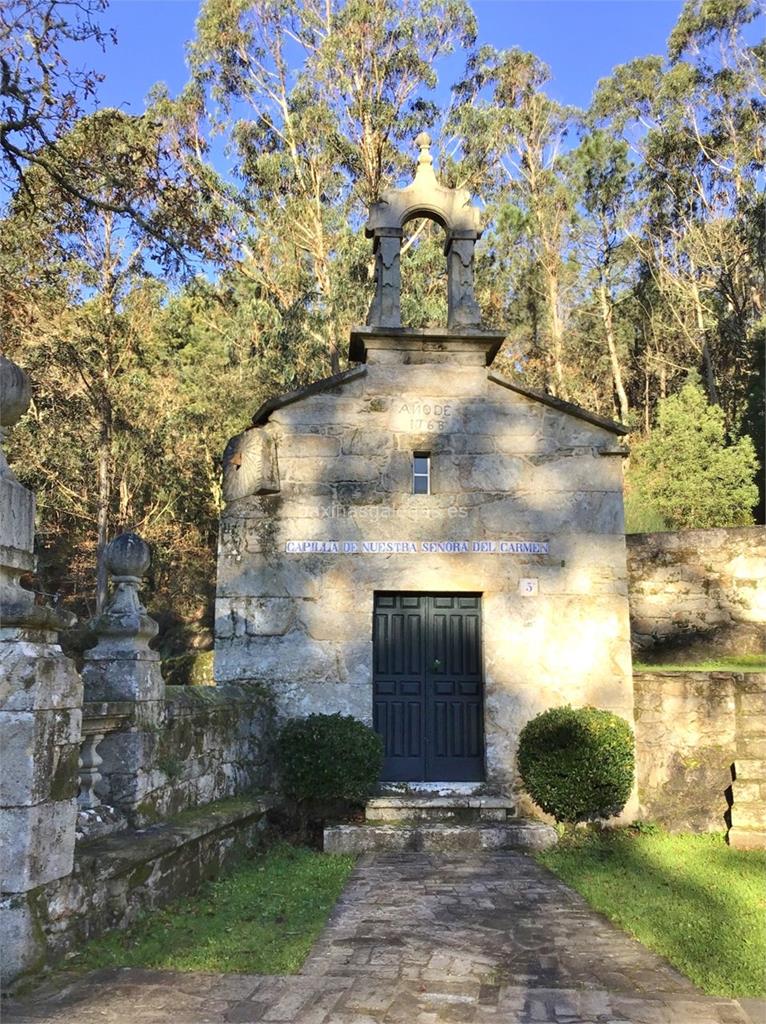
[366, 229, 403, 329]
[81, 533, 166, 825]
[445, 232, 482, 329]
[0, 356, 82, 989]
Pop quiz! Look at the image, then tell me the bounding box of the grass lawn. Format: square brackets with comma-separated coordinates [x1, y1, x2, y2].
[66, 843, 355, 975]
[538, 829, 766, 998]
[633, 654, 766, 673]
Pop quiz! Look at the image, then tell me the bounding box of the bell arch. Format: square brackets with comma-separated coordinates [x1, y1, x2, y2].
[365, 133, 483, 331]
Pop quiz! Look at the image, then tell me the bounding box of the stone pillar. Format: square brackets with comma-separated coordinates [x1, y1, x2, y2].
[446, 231, 482, 329]
[82, 533, 165, 824]
[366, 228, 403, 329]
[0, 355, 82, 988]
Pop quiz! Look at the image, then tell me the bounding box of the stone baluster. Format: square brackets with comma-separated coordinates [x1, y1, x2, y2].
[0, 355, 82, 989]
[77, 731, 105, 811]
[82, 533, 166, 825]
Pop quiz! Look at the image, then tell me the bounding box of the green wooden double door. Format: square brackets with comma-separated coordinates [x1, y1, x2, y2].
[372, 593, 484, 782]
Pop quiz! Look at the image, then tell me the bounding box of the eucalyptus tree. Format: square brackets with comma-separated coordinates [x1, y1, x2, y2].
[591, 0, 765, 428]
[567, 130, 635, 423]
[1, 0, 111, 198]
[449, 47, 579, 396]
[189, 0, 477, 374]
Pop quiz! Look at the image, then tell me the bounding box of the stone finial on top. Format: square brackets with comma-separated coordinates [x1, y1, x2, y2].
[86, 532, 159, 659]
[363, 133, 483, 332]
[106, 532, 152, 580]
[366, 132, 481, 238]
[414, 131, 435, 178]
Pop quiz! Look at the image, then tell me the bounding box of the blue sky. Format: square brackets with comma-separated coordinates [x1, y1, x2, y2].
[92, 1, 684, 116]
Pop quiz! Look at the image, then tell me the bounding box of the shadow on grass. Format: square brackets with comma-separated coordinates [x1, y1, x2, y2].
[540, 830, 766, 998]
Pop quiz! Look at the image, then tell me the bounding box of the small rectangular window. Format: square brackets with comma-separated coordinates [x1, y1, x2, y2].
[413, 452, 430, 495]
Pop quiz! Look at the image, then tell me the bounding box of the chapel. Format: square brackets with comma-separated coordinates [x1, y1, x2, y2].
[214, 134, 632, 794]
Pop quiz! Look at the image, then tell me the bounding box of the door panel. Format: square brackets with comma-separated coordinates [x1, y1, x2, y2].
[373, 593, 484, 782]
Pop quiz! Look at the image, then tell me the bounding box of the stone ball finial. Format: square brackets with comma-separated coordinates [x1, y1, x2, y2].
[415, 131, 433, 170]
[105, 532, 152, 580]
[0, 354, 31, 428]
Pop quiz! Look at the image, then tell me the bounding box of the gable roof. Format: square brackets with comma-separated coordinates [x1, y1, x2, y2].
[488, 371, 629, 437]
[251, 366, 367, 426]
[248, 363, 627, 438]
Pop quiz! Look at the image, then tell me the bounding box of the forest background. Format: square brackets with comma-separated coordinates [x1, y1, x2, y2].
[1, 0, 763, 657]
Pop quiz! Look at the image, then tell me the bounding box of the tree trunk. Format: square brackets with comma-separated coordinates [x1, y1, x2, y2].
[546, 270, 566, 397]
[691, 277, 719, 404]
[328, 329, 341, 376]
[312, 236, 340, 375]
[644, 363, 650, 433]
[95, 377, 113, 614]
[598, 278, 630, 423]
[95, 426, 110, 614]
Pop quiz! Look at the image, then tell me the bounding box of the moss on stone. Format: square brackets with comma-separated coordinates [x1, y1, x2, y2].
[50, 746, 80, 801]
[134, 799, 163, 825]
[162, 651, 215, 687]
[166, 793, 266, 827]
[127, 861, 155, 891]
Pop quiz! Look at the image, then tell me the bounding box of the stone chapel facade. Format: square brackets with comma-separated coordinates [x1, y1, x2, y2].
[214, 135, 633, 795]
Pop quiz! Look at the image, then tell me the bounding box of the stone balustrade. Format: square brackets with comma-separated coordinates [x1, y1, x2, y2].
[76, 702, 133, 840]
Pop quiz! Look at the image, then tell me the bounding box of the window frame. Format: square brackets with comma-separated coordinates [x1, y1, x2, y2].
[412, 451, 431, 495]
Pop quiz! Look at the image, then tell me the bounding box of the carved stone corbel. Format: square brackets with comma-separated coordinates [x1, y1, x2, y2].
[222, 429, 280, 502]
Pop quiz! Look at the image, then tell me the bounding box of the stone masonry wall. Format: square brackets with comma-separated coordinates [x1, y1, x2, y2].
[20, 797, 270, 975]
[215, 337, 635, 801]
[627, 528, 766, 657]
[4, 687, 276, 987]
[634, 670, 766, 845]
[96, 684, 276, 825]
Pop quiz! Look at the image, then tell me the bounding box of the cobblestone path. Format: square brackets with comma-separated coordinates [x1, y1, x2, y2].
[4, 852, 759, 1024]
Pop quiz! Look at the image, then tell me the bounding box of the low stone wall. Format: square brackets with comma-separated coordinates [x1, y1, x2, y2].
[93, 683, 275, 827]
[3, 685, 277, 988]
[11, 796, 270, 980]
[634, 671, 766, 846]
[627, 527, 766, 657]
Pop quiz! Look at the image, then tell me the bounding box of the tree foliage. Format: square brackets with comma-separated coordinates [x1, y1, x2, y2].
[630, 375, 759, 529]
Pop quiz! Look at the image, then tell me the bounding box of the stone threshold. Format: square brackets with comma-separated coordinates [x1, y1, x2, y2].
[367, 795, 513, 809]
[366, 793, 517, 825]
[376, 781, 494, 796]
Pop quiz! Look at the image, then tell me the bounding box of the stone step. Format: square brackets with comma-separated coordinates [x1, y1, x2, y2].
[729, 800, 766, 829]
[365, 794, 516, 823]
[324, 819, 557, 854]
[728, 826, 766, 850]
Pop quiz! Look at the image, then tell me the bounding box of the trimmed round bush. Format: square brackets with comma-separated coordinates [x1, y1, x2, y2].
[277, 713, 383, 805]
[517, 705, 634, 824]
